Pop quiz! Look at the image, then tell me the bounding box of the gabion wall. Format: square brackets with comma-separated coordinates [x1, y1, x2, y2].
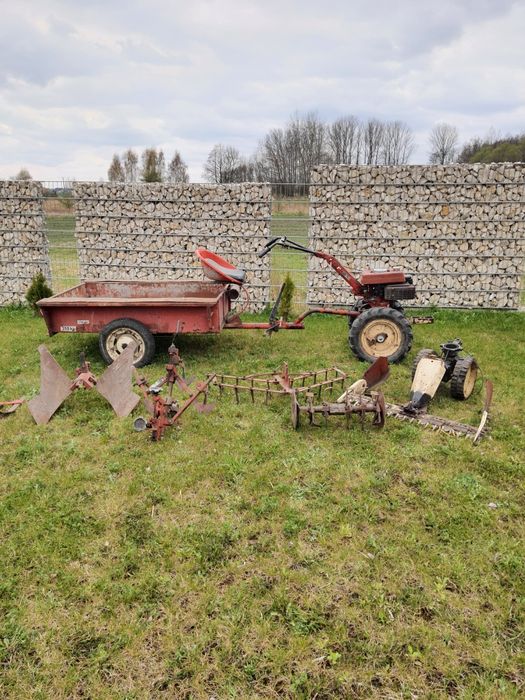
[74, 183, 272, 311]
[0, 181, 50, 305]
[308, 164, 524, 309]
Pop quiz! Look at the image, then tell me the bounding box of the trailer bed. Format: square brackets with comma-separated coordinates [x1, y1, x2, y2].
[38, 280, 231, 335]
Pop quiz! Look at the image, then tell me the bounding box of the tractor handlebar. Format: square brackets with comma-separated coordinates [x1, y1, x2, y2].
[258, 236, 317, 258]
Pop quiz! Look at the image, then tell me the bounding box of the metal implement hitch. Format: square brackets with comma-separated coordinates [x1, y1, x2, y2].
[0, 399, 24, 418]
[133, 343, 215, 441]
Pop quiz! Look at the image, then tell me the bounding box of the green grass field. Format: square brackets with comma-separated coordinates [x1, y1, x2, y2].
[46, 214, 79, 292]
[0, 307, 523, 699]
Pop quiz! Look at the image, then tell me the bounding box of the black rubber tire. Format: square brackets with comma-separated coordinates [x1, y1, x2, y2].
[411, 348, 436, 380]
[450, 357, 478, 400]
[99, 318, 156, 367]
[349, 307, 413, 363]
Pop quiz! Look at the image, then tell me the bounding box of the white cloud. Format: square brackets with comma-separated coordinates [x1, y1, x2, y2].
[0, 0, 523, 180]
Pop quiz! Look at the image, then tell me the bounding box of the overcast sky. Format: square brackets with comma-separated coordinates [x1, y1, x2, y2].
[0, 0, 524, 182]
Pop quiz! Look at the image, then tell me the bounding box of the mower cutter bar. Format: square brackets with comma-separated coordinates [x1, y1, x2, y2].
[385, 379, 493, 443]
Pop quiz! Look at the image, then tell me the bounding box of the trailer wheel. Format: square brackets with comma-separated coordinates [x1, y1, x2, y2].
[99, 318, 155, 367]
[349, 307, 412, 363]
[450, 357, 478, 400]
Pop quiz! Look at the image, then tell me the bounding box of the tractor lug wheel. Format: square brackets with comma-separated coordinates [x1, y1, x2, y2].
[349, 307, 413, 363]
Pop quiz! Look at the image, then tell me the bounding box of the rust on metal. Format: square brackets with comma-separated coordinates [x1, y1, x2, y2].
[28, 345, 74, 425]
[133, 345, 215, 440]
[0, 399, 24, 418]
[291, 389, 386, 431]
[27, 343, 140, 424]
[96, 342, 141, 417]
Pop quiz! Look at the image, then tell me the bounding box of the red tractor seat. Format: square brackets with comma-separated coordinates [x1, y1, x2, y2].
[195, 248, 246, 284]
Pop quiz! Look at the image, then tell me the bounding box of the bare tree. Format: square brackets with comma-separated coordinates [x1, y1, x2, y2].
[291, 112, 327, 185]
[107, 155, 125, 182]
[327, 116, 360, 164]
[167, 151, 189, 183]
[11, 168, 32, 181]
[429, 123, 459, 164]
[362, 119, 384, 165]
[122, 149, 138, 183]
[381, 120, 414, 165]
[141, 148, 165, 182]
[203, 144, 242, 183]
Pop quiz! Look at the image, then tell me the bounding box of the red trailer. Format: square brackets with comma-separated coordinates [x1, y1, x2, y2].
[38, 280, 236, 366]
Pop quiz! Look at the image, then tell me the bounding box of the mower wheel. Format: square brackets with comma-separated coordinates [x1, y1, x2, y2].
[411, 348, 436, 380]
[99, 318, 155, 367]
[450, 357, 478, 400]
[349, 307, 412, 363]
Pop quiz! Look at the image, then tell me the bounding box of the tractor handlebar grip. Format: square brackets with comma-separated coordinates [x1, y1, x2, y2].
[258, 237, 281, 257]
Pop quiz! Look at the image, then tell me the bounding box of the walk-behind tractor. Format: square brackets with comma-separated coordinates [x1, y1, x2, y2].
[258, 237, 429, 363]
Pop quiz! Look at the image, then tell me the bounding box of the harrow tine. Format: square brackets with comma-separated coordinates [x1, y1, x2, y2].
[195, 402, 215, 414]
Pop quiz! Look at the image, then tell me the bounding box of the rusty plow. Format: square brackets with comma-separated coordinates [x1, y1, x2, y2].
[27, 343, 140, 425]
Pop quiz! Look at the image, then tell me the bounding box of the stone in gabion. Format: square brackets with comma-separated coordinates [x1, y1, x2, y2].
[308, 164, 524, 310]
[73, 182, 272, 312]
[0, 181, 50, 306]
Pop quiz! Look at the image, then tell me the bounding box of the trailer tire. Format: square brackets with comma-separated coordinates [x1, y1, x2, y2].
[349, 307, 412, 363]
[99, 318, 155, 367]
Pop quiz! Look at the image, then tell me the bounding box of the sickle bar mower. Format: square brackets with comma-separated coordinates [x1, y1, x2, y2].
[384, 386, 493, 442]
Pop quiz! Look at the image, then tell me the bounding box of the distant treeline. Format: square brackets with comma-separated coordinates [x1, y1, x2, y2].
[459, 134, 525, 163]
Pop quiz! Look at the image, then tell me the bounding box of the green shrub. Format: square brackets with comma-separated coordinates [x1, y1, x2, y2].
[25, 272, 53, 312]
[278, 273, 295, 321]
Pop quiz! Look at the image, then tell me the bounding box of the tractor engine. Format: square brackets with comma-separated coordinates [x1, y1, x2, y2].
[360, 270, 416, 303]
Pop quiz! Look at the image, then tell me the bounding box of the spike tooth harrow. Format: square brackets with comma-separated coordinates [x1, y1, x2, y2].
[210, 364, 349, 403]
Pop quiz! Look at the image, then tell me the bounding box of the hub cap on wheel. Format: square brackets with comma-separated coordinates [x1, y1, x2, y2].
[106, 328, 144, 363]
[361, 319, 401, 358]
